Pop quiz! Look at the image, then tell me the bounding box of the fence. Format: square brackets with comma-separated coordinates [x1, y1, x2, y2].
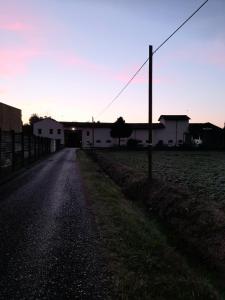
[0, 130, 54, 180]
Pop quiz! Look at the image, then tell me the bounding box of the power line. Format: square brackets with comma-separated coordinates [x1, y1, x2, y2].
[96, 58, 149, 118]
[96, 0, 209, 119]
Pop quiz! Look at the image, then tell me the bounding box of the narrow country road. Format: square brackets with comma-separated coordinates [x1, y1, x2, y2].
[0, 148, 109, 300]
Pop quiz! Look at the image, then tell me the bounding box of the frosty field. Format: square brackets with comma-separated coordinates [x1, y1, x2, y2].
[101, 150, 225, 205]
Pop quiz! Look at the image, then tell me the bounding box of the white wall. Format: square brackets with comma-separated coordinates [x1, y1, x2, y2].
[77, 120, 189, 148]
[159, 119, 189, 146]
[129, 129, 147, 146]
[33, 118, 64, 145]
[82, 127, 165, 147]
[82, 128, 113, 148]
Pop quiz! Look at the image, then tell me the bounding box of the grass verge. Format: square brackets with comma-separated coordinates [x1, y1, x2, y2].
[78, 150, 220, 300]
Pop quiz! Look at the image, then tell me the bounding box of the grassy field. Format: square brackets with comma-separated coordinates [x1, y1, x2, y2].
[78, 151, 221, 299]
[86, 149, 225, 294]
[97, 150, 225, 205]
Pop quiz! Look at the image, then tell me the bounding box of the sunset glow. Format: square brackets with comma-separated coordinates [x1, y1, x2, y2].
[0, 0, 225, 127]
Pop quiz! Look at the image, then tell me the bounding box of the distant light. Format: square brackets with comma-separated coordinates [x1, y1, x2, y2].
[72, 127, 75, 131]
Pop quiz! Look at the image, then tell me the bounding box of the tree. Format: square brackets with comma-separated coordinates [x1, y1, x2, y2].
[110, 117, 132, 146]
[29, 113, 43, 125]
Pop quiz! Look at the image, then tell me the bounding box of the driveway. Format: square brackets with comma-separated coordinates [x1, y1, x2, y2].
[0, 148, 110, 299]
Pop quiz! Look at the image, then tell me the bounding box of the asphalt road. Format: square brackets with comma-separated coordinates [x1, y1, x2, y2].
[0, 148, 110, 300]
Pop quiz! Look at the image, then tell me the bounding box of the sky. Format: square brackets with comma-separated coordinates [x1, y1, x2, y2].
[0, 0, 225, 126]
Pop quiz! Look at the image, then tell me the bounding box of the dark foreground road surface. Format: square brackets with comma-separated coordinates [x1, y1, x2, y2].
[0, 148, 110, 300]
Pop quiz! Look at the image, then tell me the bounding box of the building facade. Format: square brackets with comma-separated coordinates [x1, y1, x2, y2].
[158, 115, 190, 147]
[188, 122, 224, 148]
[33, 118, 64, 147]
[0, 102, 22, 132]
[32, 114, 224, 149]
[61, 115, 191, 148]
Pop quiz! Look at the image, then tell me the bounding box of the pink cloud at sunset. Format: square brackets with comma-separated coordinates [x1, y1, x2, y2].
[0, 15, 49, 77]
[0, 21, 32, 32]
[0, 48, 42, 76]
[0, 7, 175, 85]
[60, 53, 110, 75]
[59, 54, 171, 85]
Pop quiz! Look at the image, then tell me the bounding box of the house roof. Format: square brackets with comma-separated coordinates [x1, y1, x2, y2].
[61, 121, 164, 130]
[61, 121, 112, 128]
[34, 117, 62, 125]
[158, 115, 190, 121]
[189, 122, 222, 131]
[129, 123, 164, 129]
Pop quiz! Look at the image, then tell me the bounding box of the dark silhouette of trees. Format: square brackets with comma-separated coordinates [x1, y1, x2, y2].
[110, 117, 132, 146]
[29, 113, 43, 125]
[29, 114, 51, 125]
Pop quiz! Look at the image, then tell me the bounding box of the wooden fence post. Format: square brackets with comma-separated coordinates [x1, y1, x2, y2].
[37, 136, 39, 158]
[0, 129, 2, 177]
[21, 131, 25, 166]
[41, 137, 44, 155]
[28, 134, 31, 162]
[34, 135, 37, 160]
[11, 130, 15, 171]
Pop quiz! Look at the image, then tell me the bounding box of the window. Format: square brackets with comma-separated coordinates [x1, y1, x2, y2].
[87, 131, 90, 136]
[49, 129, 53, 134]
[106, 140, 111, 143]
[96, 140, 101, 143]
[57, 129, 61, 134]
[38, 129, 42, 134]
[178, 139, 183, 144]
[168, 139, 173, 144]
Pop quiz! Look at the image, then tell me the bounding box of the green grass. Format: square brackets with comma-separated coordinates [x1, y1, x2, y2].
[78, 150, 220, 300]
[96, 150, 225, 205]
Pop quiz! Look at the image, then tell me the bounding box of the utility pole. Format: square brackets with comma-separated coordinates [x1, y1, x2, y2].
[148, 45, 153, 183]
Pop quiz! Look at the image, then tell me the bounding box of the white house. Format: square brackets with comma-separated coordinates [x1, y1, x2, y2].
[158, 115, 190, 146]
[60, 115, 191, 148]
[33, 118, 64, 151]
[32, 115, 222, 149]
[62, 122, 114, 148]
